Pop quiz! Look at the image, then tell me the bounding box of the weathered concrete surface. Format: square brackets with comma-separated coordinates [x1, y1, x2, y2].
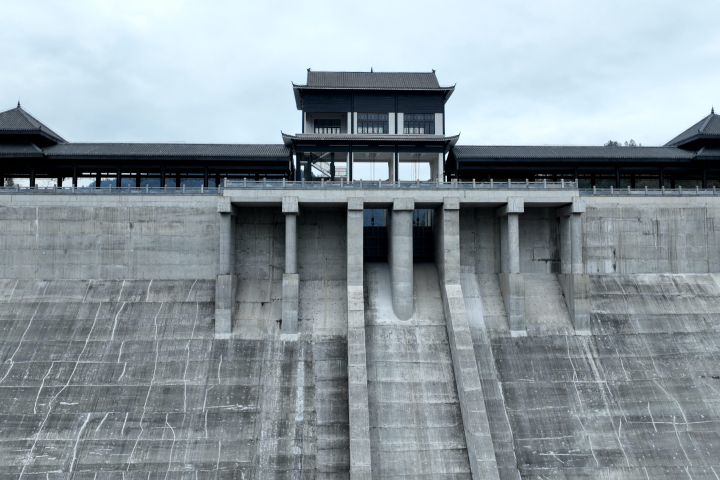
[6, 193, 720, 478]
[364, 263, 472, 479]
[0, 195, 220, 280]
[486, 273, 720, 479]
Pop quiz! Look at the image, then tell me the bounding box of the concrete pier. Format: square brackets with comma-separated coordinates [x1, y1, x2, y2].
[496, 197, 525, 335]
[216, 197, 238, 337]
[346, 197, 372, 480]
[282, 196, 299, 333]
[436, 198, 502, 480]
[388, 198, 414, 320]
[557, 197, 589, 331]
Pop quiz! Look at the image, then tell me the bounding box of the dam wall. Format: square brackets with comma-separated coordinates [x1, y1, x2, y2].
[0, 195, 219, 280]
[3, 192, 720, 280]
[3, 188, 720, 478]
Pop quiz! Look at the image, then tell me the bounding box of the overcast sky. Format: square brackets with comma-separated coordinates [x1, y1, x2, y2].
[2, 0, 719, 148]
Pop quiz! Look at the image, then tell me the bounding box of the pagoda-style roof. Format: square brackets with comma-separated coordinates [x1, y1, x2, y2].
[665, 109, 720, 149]
[0, 104, 66, 146]
[282, 133, 460, 153]
[292, 70, 455, 109]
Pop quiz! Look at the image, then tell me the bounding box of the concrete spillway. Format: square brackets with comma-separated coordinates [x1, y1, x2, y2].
[364, 263, 472, 479]
[5, 190, 720, 478]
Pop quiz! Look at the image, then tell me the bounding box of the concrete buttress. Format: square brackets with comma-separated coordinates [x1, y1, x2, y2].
[557, 197, 590, 332]
[346, 197, 372, 479]
[496, 197, 526, 335]
[282, 196, 299, 333]
[436, 197, 502, 480]
[216, 197, 238, 337]
[388, 198, 414, 320]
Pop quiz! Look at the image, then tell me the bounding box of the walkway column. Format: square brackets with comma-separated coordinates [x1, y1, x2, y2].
[282, 196, 300, 333]
[495, 197, 525, 335]
[389, 198, 414, 319]
[330, 152, 335, 181]
[215, 197, 238, 338]
[347, 197, 372, 479]
[557, 197, 589, 332]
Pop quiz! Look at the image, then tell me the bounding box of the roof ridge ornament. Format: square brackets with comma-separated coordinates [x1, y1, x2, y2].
[17, 100, 21, 108]
[713, 106, 715, 115]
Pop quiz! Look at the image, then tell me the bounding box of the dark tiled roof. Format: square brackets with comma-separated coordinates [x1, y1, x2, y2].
[300, 71, 450, 90]
[665, 112, 720, 147]
[452, 145, 695, 160]
[288, 133, 457, 142]
[44, 143, 290, 158]
[0, 143, 44, 157]
[0, 106, 66, 143]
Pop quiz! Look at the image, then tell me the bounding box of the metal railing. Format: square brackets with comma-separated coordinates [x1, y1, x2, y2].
[224, 178, 578, 190]
[0, 185, 222, 194]
[581, 185, 720, 196]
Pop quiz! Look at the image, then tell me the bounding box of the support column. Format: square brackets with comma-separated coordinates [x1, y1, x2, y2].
[436, 153, 444, 182]
[29, 168, 35, 188]
[116, 166, 122, 188]
[304, 158, 312, 181]
[330, 152, 336, 181]
[72, 164, 78, 188]
[282, 197, 300, 334]
[388, 153, 396, 183]
[557, 197, 589, 333]
[295, 153, 303, 181]
[135, 172, 141, 188]
[349, 148, 353, 182]
[215, 197, 238, 338]
[347, 197, 372, 479]
[204, 164, 209, 188]
[495, 197, 525, 335]
[435, 198, 502, 480]
[95, 172, 101, 188]
[160, 164, 166, 188]
[388, 198, 414, 319]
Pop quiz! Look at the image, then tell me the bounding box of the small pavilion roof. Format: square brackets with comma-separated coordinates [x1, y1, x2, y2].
[665, 110, 720, 148]
[0, 104, 66, 144]
[292, 70, 455, 109]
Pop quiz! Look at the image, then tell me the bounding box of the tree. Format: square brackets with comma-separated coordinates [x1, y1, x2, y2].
[3, 177, 14, 187]
[605, 139, 642, 147]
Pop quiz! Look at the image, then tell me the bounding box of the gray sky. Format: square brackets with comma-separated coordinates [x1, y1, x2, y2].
[2, 0, 719, 148]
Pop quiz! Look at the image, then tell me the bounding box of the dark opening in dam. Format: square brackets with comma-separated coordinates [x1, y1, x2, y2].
[363, 209, 434, 263]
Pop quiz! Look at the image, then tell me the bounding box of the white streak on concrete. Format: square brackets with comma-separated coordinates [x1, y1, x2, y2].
[34, 362, 54, 414]
[69, 413, 91, 472]
[110, 302, 126, 342]
[96, 412, 110, 432]
[126, 302, 163, 470]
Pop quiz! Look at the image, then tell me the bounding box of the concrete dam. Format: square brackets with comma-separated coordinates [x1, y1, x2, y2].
[3, 183, 720, 479]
